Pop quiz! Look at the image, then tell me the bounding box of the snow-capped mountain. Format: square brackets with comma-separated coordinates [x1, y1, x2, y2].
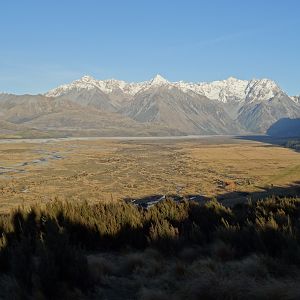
[46, 75, 147, 98]
[0, 75, 299, 138]
[44, 74, 300, 134]
[174, 77, 249, 103]
[45, 74, 286, 104]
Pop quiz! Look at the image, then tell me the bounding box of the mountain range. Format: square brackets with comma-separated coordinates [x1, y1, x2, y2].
[0, 75, 299, 138]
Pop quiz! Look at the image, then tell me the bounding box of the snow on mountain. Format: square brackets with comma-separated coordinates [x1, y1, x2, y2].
[150, 74, 170, 86]
[244, 79, 282, 103]
[45, 75, 286, 104]
[174, 77, 286, 103]
[46, 75, 126, 97]
[175, 77, 249, 103]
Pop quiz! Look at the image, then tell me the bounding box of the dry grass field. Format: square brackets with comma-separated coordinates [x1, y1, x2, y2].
[0, 136, 299, 212]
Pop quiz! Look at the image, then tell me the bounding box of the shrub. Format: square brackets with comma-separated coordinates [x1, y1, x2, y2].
[148, 219, 179, 251]
[0, 196, 300, 298]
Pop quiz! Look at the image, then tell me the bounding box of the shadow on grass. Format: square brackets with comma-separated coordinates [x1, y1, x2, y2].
[127, 181, 300, 208]
[217, 181, 300, 206]
[234, 135, 293, 147]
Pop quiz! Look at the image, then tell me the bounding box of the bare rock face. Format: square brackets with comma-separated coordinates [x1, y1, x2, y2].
[120, 85, 241, 134]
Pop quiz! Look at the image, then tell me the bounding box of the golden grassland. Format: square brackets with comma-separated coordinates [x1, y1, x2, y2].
[0, 136, 299, 212]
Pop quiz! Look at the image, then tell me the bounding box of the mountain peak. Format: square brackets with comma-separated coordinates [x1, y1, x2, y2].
[80, 75, 96, 82]
[150, 74, 169, 85]
[226, 76, 240, 82]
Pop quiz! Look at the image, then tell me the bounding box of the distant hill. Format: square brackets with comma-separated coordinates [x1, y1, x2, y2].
[267, 118, 300, 137]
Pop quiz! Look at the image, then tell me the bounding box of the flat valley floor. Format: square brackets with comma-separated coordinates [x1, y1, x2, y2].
[0, 136, 299, 212]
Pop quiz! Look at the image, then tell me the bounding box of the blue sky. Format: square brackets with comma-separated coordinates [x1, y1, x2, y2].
[0, 0, 299, 95]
